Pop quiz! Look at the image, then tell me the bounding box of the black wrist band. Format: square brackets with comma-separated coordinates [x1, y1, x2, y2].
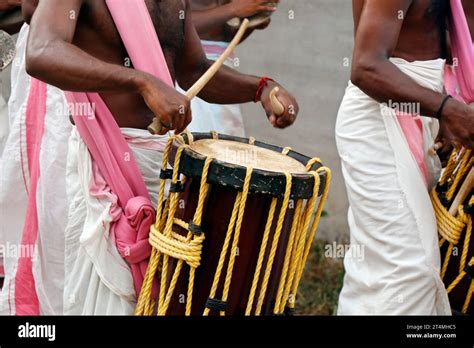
[436, 95, 452, 119]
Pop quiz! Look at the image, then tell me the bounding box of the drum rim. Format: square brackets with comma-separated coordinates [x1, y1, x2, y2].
[175, 132, 327, 199]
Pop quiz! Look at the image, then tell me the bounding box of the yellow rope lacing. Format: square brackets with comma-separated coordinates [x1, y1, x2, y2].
[431, 148, 473, 314]
[136, 135, 332, 316]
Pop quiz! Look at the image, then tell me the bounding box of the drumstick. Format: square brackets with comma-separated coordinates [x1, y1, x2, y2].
[448, 167, 474, 215]
[148, 19, 253, 135]
[270, 87, 285, 116]
[148, 18, 285, 134]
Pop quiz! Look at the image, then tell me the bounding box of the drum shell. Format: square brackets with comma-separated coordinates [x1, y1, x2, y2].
[164, 177, 297, 316]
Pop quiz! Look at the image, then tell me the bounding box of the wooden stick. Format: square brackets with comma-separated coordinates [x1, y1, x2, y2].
[449, 167, 474, 216]
[148, 19, 250, 135]
[270, 87, 285, 115]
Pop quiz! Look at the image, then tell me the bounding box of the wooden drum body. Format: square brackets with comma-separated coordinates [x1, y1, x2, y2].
[136, 133, 331, 316]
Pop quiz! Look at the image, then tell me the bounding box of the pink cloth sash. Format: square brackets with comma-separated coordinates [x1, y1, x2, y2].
[396, 113, 428, 183]
[14, 79, 46, 315]
[65, 0, 174, 298]
[445, 0, 474, 103]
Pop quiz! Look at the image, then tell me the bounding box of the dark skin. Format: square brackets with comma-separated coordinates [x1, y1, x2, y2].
[190, 0, 276, 42]
[0, 0, 21, 11]
[352, 0, 474, 149]
[0, 0, 23, 34]
[25, 0, 298, 134]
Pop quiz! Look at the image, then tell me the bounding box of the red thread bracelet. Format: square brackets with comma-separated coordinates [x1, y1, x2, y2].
[254, 77, 274, 103]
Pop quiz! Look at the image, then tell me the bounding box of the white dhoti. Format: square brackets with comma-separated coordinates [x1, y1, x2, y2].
[0, 94, 8, 157]
[336, 58, 451, 315]
[0, 24, 71, 315]
[63, 128, 166, 315]
[180, 40, 245, 137]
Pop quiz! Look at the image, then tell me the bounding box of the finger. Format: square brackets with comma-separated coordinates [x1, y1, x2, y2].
[275, 113, 296, 128]
[158, 113, 173, 131]
[176, 107, 192, 134]
[258, 5, 277, 12]
[158, 123, 170, 136]
[262, 98, 278, 126]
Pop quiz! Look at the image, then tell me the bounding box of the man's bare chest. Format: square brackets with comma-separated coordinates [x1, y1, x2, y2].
[78, 0, 185, 59]
[145, 0, 186, 52]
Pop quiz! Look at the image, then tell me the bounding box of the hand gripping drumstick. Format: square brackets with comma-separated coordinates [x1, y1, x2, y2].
[148, 18, 284, 134]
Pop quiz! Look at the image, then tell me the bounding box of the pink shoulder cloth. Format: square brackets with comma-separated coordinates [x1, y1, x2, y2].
[445, 0, 474, 103]
[65, 0, 174, 298]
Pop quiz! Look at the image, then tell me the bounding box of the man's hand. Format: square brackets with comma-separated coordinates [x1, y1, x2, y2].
[229, 0, 278, 19]
[437, 100, 474, 150]
[0, 0, 21, 11]
[139, 75, 192, 135]
[260, 81, 299, 128]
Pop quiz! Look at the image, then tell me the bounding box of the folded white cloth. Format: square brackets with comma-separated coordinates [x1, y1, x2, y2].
[0, 24, 72, 315]
[63, 128, 166, 315]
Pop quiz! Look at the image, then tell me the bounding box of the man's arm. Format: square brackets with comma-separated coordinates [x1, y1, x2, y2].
[26, 0, 147, 93]
[191, 0, 275, 41]
[26, 0, 192, 134]
[352, 0, 473, 148]
[0, 0, 21, 11]
[177, 0, 297, 128]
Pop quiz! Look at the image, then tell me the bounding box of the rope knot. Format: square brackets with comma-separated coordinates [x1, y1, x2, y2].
[149, 225, 205, 269]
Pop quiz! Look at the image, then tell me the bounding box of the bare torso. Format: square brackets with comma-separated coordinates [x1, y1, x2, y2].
[73, 0, 186, 129]
[353, 0, 447, 62]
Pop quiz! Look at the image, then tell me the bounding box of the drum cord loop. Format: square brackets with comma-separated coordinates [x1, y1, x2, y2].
[431, 147, 473, 314]
[136, 136, 211, 315]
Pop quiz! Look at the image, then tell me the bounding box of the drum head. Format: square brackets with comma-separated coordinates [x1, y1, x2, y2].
[0, 30, 15, 71]
[174, 133, 327, 199]
[190, 139, 308, 174]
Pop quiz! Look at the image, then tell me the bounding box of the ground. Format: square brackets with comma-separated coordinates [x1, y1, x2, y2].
[297, 238, 345, 315]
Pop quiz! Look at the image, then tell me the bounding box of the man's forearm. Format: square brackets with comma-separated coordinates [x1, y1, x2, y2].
[26, 38, 150, 94]
[191, 4, 236, 35]
[180, 60, 260, 104]
[352, 59, 450, 118]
